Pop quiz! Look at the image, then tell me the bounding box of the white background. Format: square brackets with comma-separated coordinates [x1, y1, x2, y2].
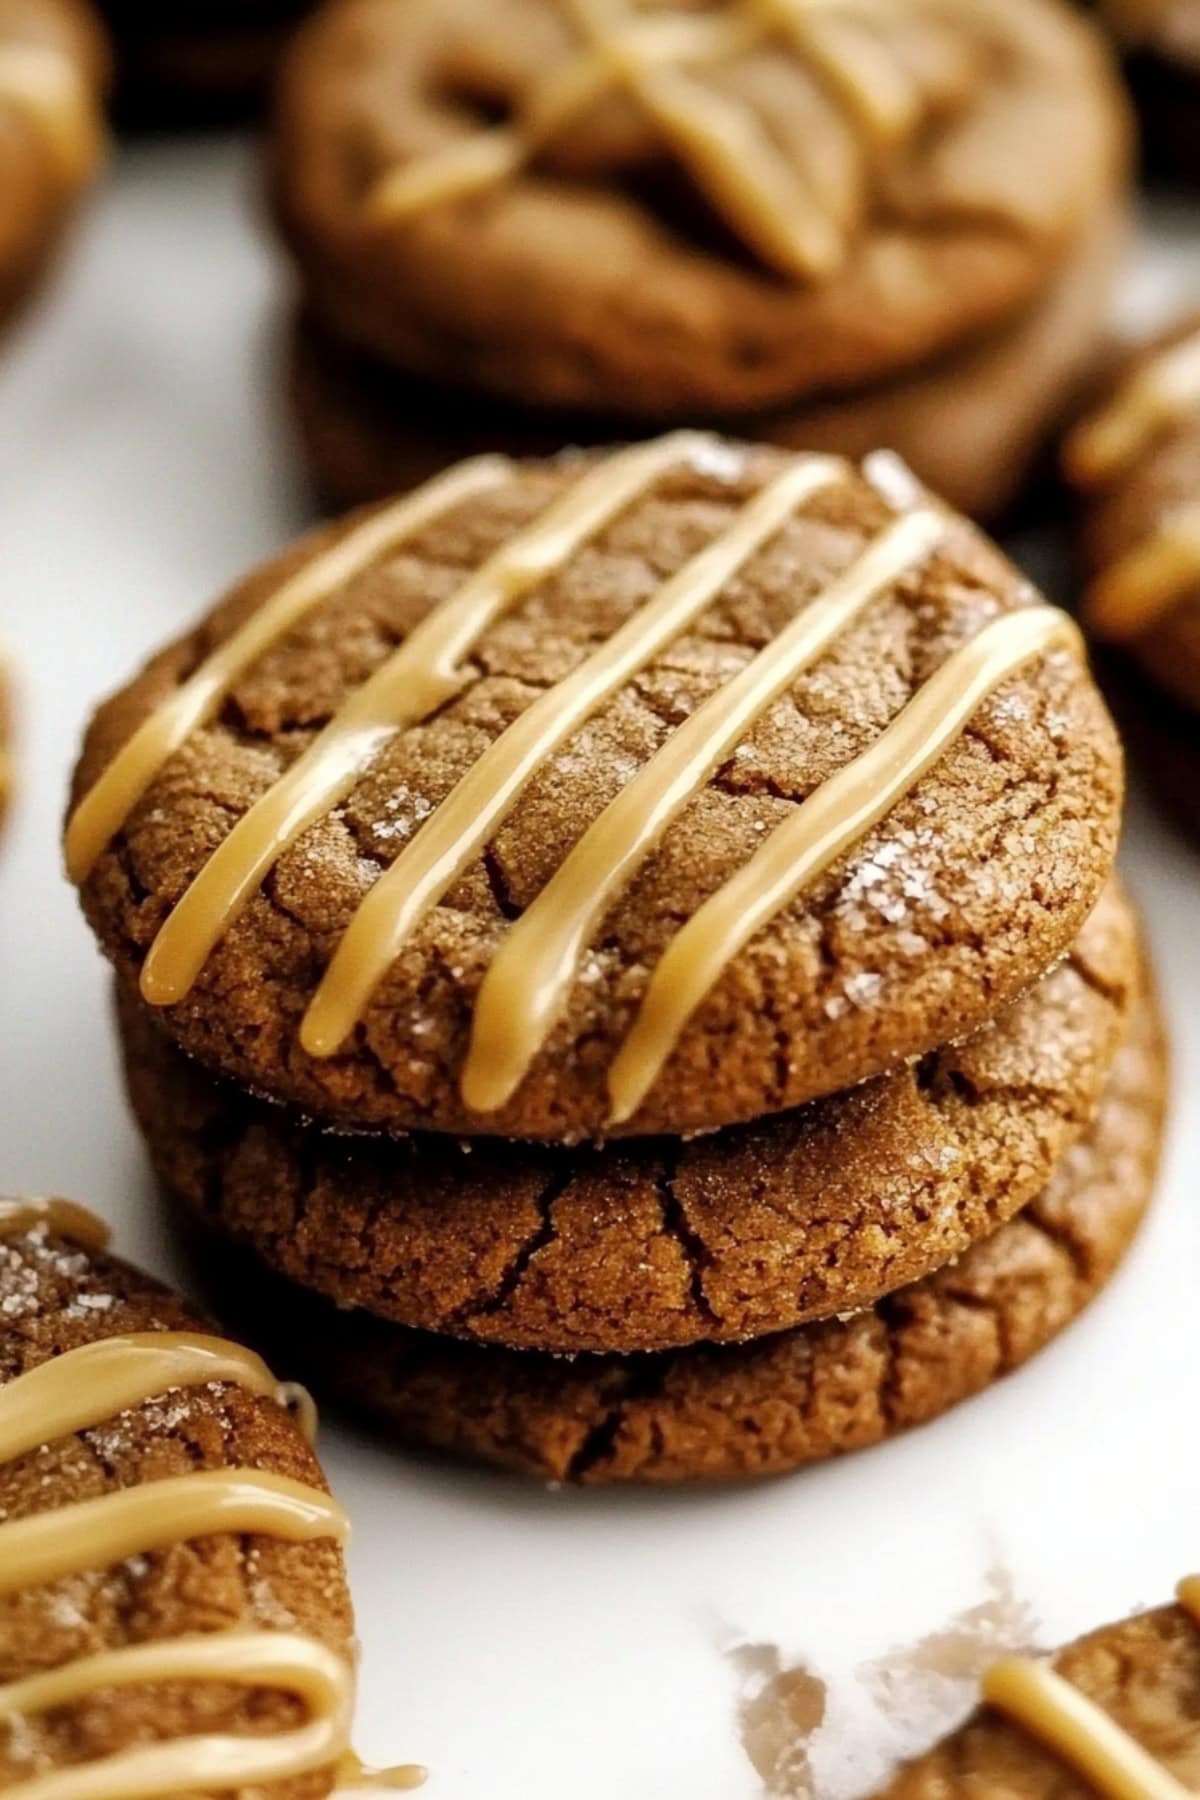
[0, 138, 1197, 1798]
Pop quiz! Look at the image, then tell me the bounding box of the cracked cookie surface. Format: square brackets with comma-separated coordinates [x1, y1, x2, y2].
[73, 442, 1123, 1142]
[118, 883, 1137, 1354]
[0, 1217, 352, 1796]
[164, 962, 1165, 1484]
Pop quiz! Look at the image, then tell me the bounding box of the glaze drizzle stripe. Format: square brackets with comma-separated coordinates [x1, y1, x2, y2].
[64, 453, 513, 885]
[136, 432, 714, 1007]
[607, 603, 1083, 1124]
[363, 0, 929, 279]
[460, 505, 944, 1114]
[981, 1660, 1189, 1800]
[299, 452, 847, 1060]
[0, 1634, 352, 1800]
[0, 41, 104, 186]
[0, 1201, 355, 1800]
[980, 1578, 1200, 1800]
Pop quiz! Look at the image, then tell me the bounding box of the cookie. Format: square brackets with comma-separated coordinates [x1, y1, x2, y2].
[1092, 0, 1200, 182]
[0, 1195, 357, 1796]
[270, 0, 1129, 518]
[289, 197, 1126, 522]
[163, 964, 1165, 1485]
[0, 0, 107, 334]
[98, 2, 311, 125]
[69, 436, 1124, 1142]
[116, 880, 1139, 1355]
[875, 1585, 1200, 1799]
[1065, 314, 1200, 714]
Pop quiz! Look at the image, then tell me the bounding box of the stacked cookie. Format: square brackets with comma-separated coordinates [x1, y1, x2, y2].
[68, 434, 1162, 1484]
[272, 0, 1131, 520]
[1064, 314, 1200, 835]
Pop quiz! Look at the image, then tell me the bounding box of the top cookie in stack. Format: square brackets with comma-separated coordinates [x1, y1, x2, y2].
[68, 436, 1149, 1483]
[272, 0, 1131, 519]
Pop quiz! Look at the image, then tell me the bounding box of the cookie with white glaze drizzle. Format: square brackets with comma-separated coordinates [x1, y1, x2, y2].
[0, 0, 107, 334]
[155, 954, 1165, 1484]
[0, 1198, 372, 1800]
[69, 437, 1122, 1142]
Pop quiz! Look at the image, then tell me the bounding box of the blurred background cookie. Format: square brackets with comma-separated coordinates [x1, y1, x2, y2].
[0, 0, 107, 335]
[271, 0, 1132, 520]
[1065, 312, 1200, 835]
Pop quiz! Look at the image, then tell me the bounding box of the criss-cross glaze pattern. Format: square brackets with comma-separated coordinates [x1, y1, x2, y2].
[364, 0, 985, 281]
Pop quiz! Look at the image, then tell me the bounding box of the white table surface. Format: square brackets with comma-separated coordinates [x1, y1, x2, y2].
[0, 136, 1197, 1800]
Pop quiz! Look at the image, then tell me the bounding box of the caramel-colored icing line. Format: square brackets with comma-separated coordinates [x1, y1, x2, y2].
[137, 432, 713, 1007]
[0, 39, 104, 186]
[0, 1213, 353, 1800]
[68, 433, 1090, 1125]
[980, 1578, 1200, 1800]
[462, 504, 944, 1114]
[64, 453, 512, 885]
[364, 0, 917, 280]
[300, 449, 848, 1059]
[605, 603, 1082, 1122]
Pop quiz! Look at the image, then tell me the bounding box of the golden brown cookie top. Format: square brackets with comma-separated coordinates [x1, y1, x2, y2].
[70, 437, 1122, 1142]
[0, 1198, 355, 1800]
[272, 0, 1129, 416]
[1066, 313, 1200, 709]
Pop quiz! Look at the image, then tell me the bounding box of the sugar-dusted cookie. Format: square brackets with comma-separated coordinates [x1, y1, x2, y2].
[0, 1196, 359, 1795]
[70, 437, 1123, 1142]
[0, 0, 107, 332]
[159, 964, 1165, 1484]
[116, 881, 1139, 1355]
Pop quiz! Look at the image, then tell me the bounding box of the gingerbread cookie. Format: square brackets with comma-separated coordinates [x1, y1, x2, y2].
[160, 964, 1165, 1484]
[875, 1579, 1200, 1799]
[0, 1195, 359, 1796]
[116, 880, 1139, 1355]
[271, 0, 1130, 518]
[1064, 314, 1200, 832]
[70, 434, 1141, 1483]
[0, 0, 107, 334]
[69, 437, 1124, 1142]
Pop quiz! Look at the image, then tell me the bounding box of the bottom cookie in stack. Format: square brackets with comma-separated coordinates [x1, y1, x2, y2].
[116, 888, 1166, 1487]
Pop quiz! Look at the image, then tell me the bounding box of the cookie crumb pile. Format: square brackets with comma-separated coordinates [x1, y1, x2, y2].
[69, 434, 1161, 1483]
[271, 0, 1131, 521]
